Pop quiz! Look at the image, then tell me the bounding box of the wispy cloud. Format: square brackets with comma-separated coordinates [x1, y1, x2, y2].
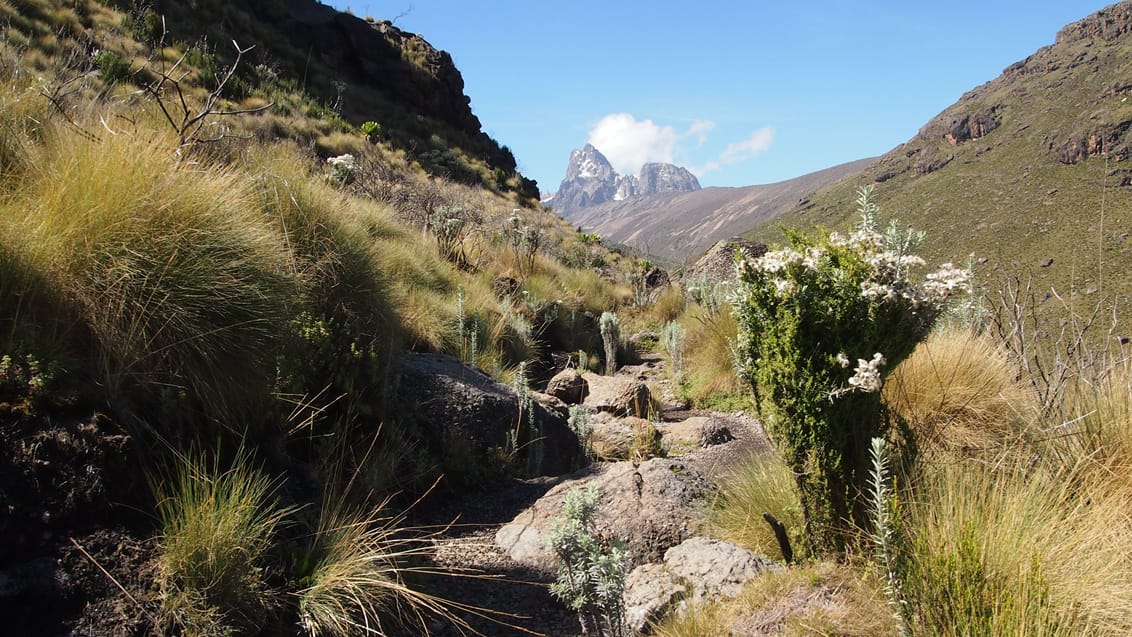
[587, 114, 774, 179]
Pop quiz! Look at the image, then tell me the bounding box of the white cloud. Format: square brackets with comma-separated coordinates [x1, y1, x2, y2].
[687, 119, 716, 146]
[588, 114, 775, 180]
[587, 113, 680, 175]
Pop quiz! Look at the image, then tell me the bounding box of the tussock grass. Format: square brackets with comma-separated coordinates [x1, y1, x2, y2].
[153, 448, 291, 636]
[679, 303, 750, 409]
[298, 497, 479, 637]
[884, 328, 1034, 455]
[904, 455, 1132, 636]
[710, 452, 803, 562]
[5, 122, 289, 425]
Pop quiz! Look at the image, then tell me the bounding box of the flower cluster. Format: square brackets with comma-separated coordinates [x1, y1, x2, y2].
[848, 353, 886, 393]
[921, 262, 972, 300]
[326, 154, 358, 185]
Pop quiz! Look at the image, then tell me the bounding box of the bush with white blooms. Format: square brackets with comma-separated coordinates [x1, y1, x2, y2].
[732, 185, 969, 554]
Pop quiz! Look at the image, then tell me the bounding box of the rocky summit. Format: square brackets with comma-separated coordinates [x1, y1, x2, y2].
[546, 144, 701, 213]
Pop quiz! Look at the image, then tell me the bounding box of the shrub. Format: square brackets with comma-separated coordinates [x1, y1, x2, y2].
[548, 485, 629, 637]
[732, 186, 969, 553]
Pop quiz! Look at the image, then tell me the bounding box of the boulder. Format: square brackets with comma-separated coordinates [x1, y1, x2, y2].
[395, 353, 584, 479]
[495, 458, 715, 572]
[622, 537, 779, 634]
[623, 563, 684, 634]
[545, 368, 589, 405]
[581, 373, 652, 418]
[658, 416, 734, 454]
[588, 414, 662, 461]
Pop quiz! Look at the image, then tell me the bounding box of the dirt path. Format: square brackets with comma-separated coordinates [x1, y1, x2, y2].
[412, 353, 772, 637]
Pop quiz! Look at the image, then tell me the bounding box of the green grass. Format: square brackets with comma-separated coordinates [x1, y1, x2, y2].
[710, 452, 804, 562]
[153, 448, 291, 636]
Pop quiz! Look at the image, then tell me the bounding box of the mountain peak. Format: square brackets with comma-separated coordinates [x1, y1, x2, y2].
[548, 147, 700, 213]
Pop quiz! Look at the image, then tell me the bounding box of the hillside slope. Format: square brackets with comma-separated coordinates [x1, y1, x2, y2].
[748, 1, 1132, 322]
[564, 158, 874, 264]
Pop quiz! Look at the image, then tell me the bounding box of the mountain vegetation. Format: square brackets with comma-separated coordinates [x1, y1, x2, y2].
[2, 0, 1131, 635]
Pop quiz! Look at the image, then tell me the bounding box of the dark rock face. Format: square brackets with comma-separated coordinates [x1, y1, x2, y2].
[396, 354, 585, 478]
[919, 105, 1002, 145]
[547, 145, 701, 214]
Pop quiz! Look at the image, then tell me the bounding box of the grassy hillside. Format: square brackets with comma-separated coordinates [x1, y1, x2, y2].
[0, 1, 647, 633]
[747, 1, 1132, 333]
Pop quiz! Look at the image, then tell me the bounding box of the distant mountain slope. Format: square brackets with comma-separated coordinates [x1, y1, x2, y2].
[746, 2, 1132, 318]
[561, 158, 874, 263]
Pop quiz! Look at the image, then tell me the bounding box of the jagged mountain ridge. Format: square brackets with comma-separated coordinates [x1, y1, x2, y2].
[547, 144, 701, 213]
[748, 0, 1132, 317]
[557, 157, 874, 263]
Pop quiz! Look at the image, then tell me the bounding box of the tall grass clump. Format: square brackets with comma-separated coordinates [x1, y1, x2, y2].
[7, 122, 289, 429]
[679, 299, 750, 410]
[298, 497, 473, 637]
[732, 186, 970, 553]
[710, 452, 803, 563]
[884, 327, 1032, 457]
[153, 449, 291, 636]
[901, 456, 1132, 636]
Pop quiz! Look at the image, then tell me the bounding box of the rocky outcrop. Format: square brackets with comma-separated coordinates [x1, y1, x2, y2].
[623, 537, 780, 634]
[495, 458, 715, 571]
[918, 104, 1002, 146]
[547, 145, 701, 214]
[638, 163, 701, 195]
[684, 238, 768, 286]
[396, 353, 584, 478]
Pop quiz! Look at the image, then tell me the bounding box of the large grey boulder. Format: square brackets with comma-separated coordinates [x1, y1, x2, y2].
[495, 457, 715, 572]
[623, 537, 780, 634]
[581, 373, 652, 418]
[395, 353, 584, 479]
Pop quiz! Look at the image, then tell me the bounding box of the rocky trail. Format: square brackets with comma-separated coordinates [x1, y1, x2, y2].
[412, 352, 776, 637]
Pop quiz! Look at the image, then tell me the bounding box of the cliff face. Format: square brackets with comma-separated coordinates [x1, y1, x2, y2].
[146, 0, 526, 186]
[547, 144, 701, 214]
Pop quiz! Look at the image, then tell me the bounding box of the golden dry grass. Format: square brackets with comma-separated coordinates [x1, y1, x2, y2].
[884, 327, 1034, 455]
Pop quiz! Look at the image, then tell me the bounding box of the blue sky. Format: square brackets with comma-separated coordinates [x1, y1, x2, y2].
[326, 1, 1114, 193]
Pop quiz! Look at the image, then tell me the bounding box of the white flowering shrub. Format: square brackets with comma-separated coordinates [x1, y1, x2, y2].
[732, 186, 969, 553]
[325, 154, 358, 186]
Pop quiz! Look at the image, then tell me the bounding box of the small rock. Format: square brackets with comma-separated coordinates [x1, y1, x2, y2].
[1040, 257, 1054, 267]
[545, 368, 588, 405]
[622, 538, 780, 632]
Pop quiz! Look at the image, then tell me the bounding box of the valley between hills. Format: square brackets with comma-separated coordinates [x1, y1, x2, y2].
[1, 1, 1132, 636]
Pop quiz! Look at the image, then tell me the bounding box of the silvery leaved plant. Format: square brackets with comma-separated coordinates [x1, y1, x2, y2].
[732, 185, 969, 554]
